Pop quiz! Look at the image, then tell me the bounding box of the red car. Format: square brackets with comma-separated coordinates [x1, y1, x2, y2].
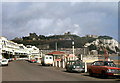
[30, 59, 36, 63]
[87, 61, 120, 78]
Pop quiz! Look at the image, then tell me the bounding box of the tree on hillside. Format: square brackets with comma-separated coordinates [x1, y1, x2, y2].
[88, 44, 97, 51]
[98, 36, 113, 39]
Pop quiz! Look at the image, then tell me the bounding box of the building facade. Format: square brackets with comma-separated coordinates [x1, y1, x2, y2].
[0, 37, 40, 59]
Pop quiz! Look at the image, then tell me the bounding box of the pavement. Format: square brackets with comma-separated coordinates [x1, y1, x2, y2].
[2, 60, 120, 81]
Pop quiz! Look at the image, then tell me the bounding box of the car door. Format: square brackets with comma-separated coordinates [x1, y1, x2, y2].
[90, 62, 96, 73]
[92, 62, 101, 74]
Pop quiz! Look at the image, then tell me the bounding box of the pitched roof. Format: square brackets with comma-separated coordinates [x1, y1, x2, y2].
[47, 51, 65, 55]
[68, 54, 76, 57]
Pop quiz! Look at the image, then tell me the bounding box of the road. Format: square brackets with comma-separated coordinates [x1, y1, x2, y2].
[2, 60, 120, 81]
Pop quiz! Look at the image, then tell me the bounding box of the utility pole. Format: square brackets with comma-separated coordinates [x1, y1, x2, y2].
[55, 42, 57, 51]
[40, 50, 42, 58]
[72, 40, 75, 60]
[84, 47, 85, 55]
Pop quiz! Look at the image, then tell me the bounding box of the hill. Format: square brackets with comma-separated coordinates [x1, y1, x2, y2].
[12, 32, 120, 54]
[12, 33, 96, 49]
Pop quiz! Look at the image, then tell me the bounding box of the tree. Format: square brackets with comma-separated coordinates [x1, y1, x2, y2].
[88, 44, 97, 51]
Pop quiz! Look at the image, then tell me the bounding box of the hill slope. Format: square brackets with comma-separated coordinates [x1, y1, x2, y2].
[12, 33, 120, 54]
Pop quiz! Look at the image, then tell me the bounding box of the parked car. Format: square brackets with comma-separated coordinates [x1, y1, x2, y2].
[66, 60, 85, 72]
[0, 58, 8, 66]
[34, 56, 42, 64]
[8, 58, 14, 62]
[87, 61, 120, 78]
[41, 55, 53, 66]
[29, 59, 36, 63]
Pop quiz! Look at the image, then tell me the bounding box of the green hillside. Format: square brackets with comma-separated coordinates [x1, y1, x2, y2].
[12, 33, 113, 50]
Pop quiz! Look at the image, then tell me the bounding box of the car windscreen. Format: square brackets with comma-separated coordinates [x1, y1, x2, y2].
[49, 57, 52, 59]
[46, 57, 48, 59]
[104, 62, 116, 67]
[2, 60, 7, 62]
[75, 61, 83, 67]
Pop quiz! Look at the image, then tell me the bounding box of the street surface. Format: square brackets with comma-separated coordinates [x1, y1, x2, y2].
[2, 60, 120, 81]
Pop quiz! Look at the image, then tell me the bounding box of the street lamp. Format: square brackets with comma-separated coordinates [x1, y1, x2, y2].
[40, 50, 42, 58]
[72, 40, 75, 60]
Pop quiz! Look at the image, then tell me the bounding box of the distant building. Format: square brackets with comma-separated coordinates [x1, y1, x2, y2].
[14, 37, 23, 41]
[90, 50, 98, 55]
[64, 32, 71, 35]
[38, 44, 50, 50]
[85, 35, 98, 38]
[0, 37, 28, 59]
[0, 37, 40, 59]
[29, 33, 37, 37]
[58, 47, 89, 55]
[26, 45, 40, 57]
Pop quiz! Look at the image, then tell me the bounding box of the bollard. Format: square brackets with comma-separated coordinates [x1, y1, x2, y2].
[53, 56, 55, 67]
[81, 54, 83, 60]
[85, 61, 87, 72]
[53, 61, 54, 66]
[59, 61, 60, 67]
[63, 61, 65, 68]
[56, 61, 57, 67]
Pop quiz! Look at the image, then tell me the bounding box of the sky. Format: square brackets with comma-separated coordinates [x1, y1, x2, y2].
[2, 2, 118, 41]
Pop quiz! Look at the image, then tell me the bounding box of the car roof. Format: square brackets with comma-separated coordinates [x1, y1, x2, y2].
[67, 60, 82, 62]
[94, 61, 114, 63]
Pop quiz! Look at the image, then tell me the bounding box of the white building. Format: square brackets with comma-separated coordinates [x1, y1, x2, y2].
[0, 37, 40, 59]
[26, 45, 40, 59]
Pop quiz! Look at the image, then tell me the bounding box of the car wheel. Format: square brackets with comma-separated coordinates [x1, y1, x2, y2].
[66, 68, 68, 72]
[89, 70, 93, 76]
[42, 64, 45, 66]
[101, 71, 107, 79]
[70, 69, 73, 73]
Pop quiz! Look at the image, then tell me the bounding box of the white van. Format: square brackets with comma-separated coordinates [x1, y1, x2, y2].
[41, 55, 53, 66]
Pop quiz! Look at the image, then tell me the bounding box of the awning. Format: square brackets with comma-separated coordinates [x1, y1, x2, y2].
[47, 51, 65, 55]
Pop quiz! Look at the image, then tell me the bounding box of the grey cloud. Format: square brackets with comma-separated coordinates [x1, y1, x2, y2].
[2, 2, 118, 40]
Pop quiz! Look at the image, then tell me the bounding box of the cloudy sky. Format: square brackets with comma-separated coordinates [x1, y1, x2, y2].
[2, 2, 118, 40]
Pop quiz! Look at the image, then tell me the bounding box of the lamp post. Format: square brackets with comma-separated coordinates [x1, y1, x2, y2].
[72, 40, 75, 60]
[40, 50, 42, 58]
[56, 42, 57, 51]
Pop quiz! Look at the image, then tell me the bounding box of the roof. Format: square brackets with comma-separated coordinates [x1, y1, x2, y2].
[95, 61, 113, 62]
[47, 51, 65, 55]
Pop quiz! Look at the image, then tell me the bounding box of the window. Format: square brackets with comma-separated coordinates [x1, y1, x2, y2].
[49, 57, 52, 59]
[91, 62, 95, 65]
[94, 62, 101, 66]
[104, 62, 116, 67]
[46, 57, 48, 59]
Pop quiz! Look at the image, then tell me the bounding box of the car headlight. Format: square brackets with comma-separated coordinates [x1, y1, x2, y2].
[83, 65, 84, 68]
[107, 69, 120, 73]
[107, 69, 112, 72]
[73, 66, 76, 68]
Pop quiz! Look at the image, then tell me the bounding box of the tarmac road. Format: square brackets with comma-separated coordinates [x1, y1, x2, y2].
[2, 60, 120, 81]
